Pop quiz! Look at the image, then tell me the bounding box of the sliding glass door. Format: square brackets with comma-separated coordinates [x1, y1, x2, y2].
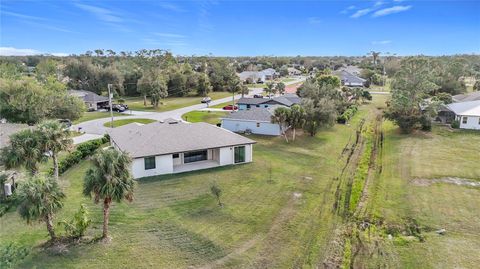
[234, 146, 245, 163]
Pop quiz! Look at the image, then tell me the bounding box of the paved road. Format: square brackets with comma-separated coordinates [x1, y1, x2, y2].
[73, 88, 263, 135]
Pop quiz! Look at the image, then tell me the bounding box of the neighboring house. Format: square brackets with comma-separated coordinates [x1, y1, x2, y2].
[452, 91, 480, 102]
[109, 120, 256, 179]
[238, 68, 279, 83]
[338, 65, 362, 76]
[287, 67, 301, 76]
[333, 70, 366, 87]
[221, 108, 281, 136]
[236, 94, 301, 110]
[68, 90, 109, 111]
[445, 100, 480, 130]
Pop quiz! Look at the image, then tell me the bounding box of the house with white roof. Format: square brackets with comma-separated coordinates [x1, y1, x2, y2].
[446, 100, 480, 130]
[109, 120, 256, 179]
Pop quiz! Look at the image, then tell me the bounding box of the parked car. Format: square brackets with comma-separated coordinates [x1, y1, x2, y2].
[58, 119, 72, 128]
[222, 105, 238, 110]
[253, 94, 264, 98]
[107, 104, 126, 112]
[201, 97, 212, 103]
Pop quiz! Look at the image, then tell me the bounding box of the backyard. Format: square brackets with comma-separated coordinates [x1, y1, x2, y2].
[1, 94, 479, 268]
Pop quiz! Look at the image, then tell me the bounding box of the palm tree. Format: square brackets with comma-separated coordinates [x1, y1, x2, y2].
[17, 175, 65, 240]
[83, 149, 135, 240]
[264, 82, 276, 98]
[289, 104, 306, 141]
[0, 129, 45, 175]
[38, 120, 73, 180]
[271, 107, 291, 142]
[370, 51, 381, 66]
[275, 82, 286, 95]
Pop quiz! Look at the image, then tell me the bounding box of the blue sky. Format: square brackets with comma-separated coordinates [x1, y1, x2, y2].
[1, 0, 479, 56]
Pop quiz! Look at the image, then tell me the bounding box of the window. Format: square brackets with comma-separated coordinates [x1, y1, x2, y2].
[144, 156, 156, 170]
[256, 122, 260, 128]
[184, 150, 208, 163]
[256, 105, 260, 108]
[173, 153, 179, 158]
[246, 104, 251, 109]
[462, 116, 468, 124]
[234, 146, 246, 163]
[478, 118, 480, 125]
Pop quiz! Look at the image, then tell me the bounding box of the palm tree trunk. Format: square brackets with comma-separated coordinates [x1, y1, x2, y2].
[143, 95, 147, 106]
[293, 128, 296, 141]
[52, 152, 59, 180]
[102, 197, 112, 239]
[45, 213, 56, 240]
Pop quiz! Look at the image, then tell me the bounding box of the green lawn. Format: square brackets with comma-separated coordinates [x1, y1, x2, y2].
[1, 100, 371, 268]
[181, 110, 228, 125]
[245, 83, 265, 88]
[123, 92, 231, 112]
[280, 78, 295, 83]
[103, 118, 156, 128]
[74, 111, 129, 124]
[2, 94, 479, 268]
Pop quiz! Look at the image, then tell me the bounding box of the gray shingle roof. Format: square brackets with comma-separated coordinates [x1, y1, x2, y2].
[237, 94, 301, 107]
[446, 100, 480, 116]
[333, 70, 366, 85]
[109, 121, 256, 158]
[223, 108, 273, 122]
[452, 91, 480, 102]
[68, 90, 109, 103]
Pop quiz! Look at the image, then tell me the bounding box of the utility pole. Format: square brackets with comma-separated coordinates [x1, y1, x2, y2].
[108, 83, 114, 128]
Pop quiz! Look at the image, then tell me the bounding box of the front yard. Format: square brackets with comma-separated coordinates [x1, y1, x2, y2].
[103, 118, 156, 128]
[123, 92, 231, 112]
[181, 111, 228, 125]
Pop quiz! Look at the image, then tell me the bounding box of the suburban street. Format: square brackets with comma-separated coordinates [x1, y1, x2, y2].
[73, 88, 264, 135]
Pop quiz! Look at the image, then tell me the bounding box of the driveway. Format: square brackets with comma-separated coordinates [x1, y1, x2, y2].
[73, 88, 263, 135]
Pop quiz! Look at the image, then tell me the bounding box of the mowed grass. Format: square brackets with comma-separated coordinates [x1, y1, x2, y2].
[366, 120, 480, 268]
[73, 111, 129, 124]
[103, 118, 156, 128]
[124, 92, 231, 112]
[0, 101, 373, 268]
[181, 110, 228, 125]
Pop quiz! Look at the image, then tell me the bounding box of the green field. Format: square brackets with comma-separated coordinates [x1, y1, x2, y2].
[103, 118, 156, 128]
[74, 111, 129, 124]
[123, 92, 231, 112]
[1, 94, 479, 268]
[181, 110, 228, 125]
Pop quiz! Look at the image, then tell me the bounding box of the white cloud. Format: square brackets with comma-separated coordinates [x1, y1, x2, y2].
[372, 40, 392, 45]
[340, 5, 356, 14]
[154, 33, 186, 38]
[157, 2, 186, 12]
[0, 47, 69, 56]
[308, 17, 322, 24]
[374, 1, 384, 7]
[351, 8, 372, 18]
[74, 3, 122, 23]
[373, 5, 412, 17]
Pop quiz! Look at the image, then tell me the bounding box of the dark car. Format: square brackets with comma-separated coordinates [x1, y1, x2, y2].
[222, 105, 238, 110]
[58, 119, 72, 128]
[253, 94, 264, 98]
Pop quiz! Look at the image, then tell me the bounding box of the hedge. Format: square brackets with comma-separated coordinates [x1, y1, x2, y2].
[337, 105, 358, 124]
[48, 135, 109, 176]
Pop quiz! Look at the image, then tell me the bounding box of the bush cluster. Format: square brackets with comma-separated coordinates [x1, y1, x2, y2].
[337, 105, 358, 124]
[48, 135, 109, 176]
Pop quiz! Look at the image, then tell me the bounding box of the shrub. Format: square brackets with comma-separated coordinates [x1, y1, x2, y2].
[451, 120, 460, 129]
[60, 204, 91, 238]
[420, 116, 432, 131]
[0, 242, 29, 269]
[337, 105, 358, 124]
[48, 135, 110, 176]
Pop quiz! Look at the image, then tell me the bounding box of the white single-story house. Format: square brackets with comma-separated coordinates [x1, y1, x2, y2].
[446, 100, 480, 130]
[333, 70, 366, 87]
[236, 94, 302, 110]
[237, 68, 279, 83]
[221, 108, 281, 136]
[109, 120, 256, 179]
[68, 90, 109, 111]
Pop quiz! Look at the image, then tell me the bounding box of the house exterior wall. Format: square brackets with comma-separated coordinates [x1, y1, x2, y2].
[130, 145, 253, 179]
[456, 115, 480, 130]
[238, 103, 272, 110]
[221, 119, 281, 136]
[131, 154, 173, 179]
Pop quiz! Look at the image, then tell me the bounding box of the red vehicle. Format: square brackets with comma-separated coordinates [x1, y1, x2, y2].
[222, 105, 238, 110]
